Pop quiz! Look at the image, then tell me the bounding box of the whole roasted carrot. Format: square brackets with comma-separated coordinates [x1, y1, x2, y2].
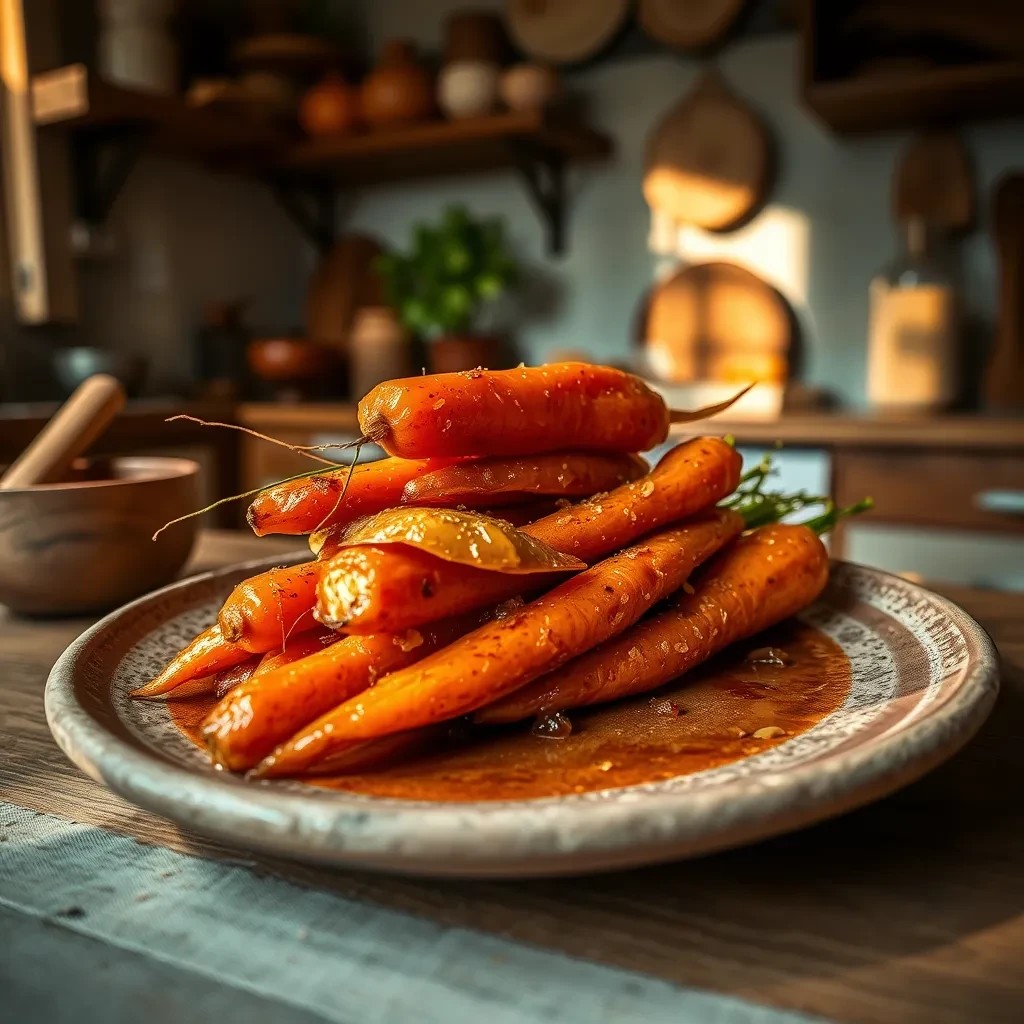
[202, 620, 461, 772]
[212, 657, 260, 700]
[317, 436, 741, 633]
[402, 451, 647, 507]
[318, 544, 565, 632]
[217, 561, 321, 653]
[358, 363, 741, 459]
[251, 629, 340, 677]
[257, 510, 743, 777]
[132, 624, 252, 699]
[476, 523, 830, 725]
[246, 455, 459, 537]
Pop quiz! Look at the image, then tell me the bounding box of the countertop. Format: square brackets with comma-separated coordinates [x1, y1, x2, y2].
[1, 531, 1022, 1023]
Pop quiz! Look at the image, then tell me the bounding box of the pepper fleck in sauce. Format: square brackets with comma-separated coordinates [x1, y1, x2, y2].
[170, 621, 851, 801]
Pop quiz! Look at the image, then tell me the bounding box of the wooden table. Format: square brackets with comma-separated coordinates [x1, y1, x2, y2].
[2, 531, 1022, 1024]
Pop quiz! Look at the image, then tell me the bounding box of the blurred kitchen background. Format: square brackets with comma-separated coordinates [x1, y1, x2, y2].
[2, 0, 1022, 587]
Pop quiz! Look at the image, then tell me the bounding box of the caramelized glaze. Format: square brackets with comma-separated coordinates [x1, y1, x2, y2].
[170, 621, 851, 802]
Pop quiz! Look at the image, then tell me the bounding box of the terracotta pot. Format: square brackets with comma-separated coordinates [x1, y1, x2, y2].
[360, 39, 434, 130]
[429, 334, 507, 374]
[443, 11, 508, 64]
[299, 72, 360, 137]
[438, 60, 500, 119]
[247, 337, 339, 400]
[500, 63, 561, 112]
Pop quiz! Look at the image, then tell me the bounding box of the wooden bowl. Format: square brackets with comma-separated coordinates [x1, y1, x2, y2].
[0, 456, 200, 617]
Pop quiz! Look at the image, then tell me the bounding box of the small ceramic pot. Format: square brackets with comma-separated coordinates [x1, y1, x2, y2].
[0, 456, 199, 616]
[299, 72, 360, 137]
[247, 337, 339, 400]
[429, 334, 506, 374]
[438, 60, 500, 119]
[349, 307, 415, 399]
[500, 63, 561, 113]
[361, 39, 434, 130]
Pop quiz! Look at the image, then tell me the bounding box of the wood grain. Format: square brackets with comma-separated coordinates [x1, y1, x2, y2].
[2, 531, 1023, 1024]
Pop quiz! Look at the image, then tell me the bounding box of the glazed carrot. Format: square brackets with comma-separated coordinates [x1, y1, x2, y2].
[258, 510, 743, 777]
[202, 620, 461, 772]
[251, 630, 341, 677]
[131, 624, 251, 698]
[246, 455, 459, 537]
[317, 544, 566, 631]
[476, 523, 830, 725]
[212, 657, 260, 700]
[217, 561, 321, 653]
[358, 363, 671, 458]
[317, 436, 741, 634]
[402, 451, 647, 507]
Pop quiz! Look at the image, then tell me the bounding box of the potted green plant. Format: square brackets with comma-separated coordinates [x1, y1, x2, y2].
[376, 205, 517, 373]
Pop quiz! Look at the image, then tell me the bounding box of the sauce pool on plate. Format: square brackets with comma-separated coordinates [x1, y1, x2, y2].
[170, 621, 851, 801]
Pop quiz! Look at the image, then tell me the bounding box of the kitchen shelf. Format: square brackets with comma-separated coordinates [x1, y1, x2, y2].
[33, 63, 284, 159]
[277, 110, 611, 184]
[275, 111, 612, 254]
[32, 64, 612, 254]
[803, 61, 1024, 134]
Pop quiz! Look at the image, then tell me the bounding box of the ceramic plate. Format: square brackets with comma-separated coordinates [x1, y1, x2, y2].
[46, 558, 999, 877]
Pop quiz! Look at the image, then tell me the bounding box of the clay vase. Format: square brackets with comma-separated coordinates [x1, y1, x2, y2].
[429, 334, 506, 374]
[438, 61, 500, 119]
[500, 63, 561, 112]
[349, 306, 415, 399]
[299, 72, 360, 137]
[360, 39, 434, 130]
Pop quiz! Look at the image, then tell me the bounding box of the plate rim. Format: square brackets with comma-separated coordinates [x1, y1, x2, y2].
[44, 558, 1001, 877]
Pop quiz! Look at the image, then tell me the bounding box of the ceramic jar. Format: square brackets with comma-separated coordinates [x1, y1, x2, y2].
[500, 63, 560, 113]
[438, 61, 500, 119]
[350, 307, 414, 399]
[360, 40, 434, 130]
[98, 0, 178, 95]
[299, 73, 360, 137]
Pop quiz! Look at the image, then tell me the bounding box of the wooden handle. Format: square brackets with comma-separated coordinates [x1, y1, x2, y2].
[0, 374, 126, 489]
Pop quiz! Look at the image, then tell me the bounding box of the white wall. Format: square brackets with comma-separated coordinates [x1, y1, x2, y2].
[345, 1, 1024, 407]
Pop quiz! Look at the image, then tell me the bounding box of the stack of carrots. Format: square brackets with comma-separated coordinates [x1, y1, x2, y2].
[135, 363, 863, 779]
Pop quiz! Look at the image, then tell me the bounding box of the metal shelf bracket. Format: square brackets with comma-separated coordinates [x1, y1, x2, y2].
[270, 180, 336, 254]
[511, 146, 568, 257]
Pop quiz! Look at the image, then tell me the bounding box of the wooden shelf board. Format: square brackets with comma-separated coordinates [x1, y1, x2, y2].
[804, 61, 1024, 133]
[32, 64, 284, 160]
[276, 111, 613, 185]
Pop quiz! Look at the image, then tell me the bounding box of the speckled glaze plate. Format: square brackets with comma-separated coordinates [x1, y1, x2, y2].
[45, 558, 999, 877]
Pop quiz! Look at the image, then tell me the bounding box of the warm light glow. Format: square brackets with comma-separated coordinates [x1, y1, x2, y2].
[673, 205, 811, 305]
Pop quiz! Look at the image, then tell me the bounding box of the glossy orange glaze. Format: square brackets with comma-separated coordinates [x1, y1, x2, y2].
[358, 363, 672, 459]
[170, 621, 850, 801]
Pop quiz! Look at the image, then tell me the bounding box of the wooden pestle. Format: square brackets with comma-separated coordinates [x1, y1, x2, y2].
[0, 374, 126, 489]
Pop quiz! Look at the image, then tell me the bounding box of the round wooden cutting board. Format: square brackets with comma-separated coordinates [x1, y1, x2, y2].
[638, 0, 746, 51]
[639, 261, 793, 383]
[505, 0, 632, 65]
[643, 71, 770, 233]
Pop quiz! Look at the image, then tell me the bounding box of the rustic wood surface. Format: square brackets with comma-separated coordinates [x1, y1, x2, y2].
[2, 530, 1022, 1024]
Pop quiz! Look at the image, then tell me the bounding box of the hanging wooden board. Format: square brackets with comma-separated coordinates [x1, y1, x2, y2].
[638, 261, 794, 384]
[505, 0, 631, 65]
[305, 234, 387, 356]
[643, 71, 771, 233]
[892, 130, 975, 233]
[638, 0, 746, 52]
